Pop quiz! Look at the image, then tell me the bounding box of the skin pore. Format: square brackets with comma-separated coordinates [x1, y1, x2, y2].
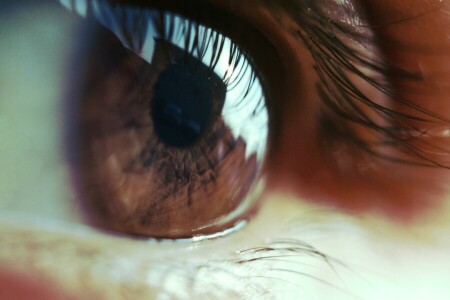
[1, 0, 450, 299]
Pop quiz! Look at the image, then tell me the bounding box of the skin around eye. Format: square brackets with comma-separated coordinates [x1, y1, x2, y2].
[67, 3, 274, 238]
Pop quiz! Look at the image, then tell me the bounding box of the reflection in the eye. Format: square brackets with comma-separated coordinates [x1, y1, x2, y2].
[1, 0, 450, 299]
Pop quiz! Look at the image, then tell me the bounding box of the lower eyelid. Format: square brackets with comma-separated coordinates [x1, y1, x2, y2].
[0, 193, 343, 298]
[3, 193, 448, 299]
[0, 195, 298, 298]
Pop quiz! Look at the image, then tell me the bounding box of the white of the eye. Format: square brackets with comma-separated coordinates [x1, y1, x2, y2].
[0, 2, 84, 223]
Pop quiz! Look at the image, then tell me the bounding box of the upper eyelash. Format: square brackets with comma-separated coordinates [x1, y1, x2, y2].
[269, 0, 450, 168]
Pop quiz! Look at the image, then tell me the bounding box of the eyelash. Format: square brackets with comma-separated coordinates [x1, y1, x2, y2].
[265, 0, 450, 168]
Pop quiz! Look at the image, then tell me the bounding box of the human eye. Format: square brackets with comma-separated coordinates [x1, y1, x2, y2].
[1, 0, 450, 299]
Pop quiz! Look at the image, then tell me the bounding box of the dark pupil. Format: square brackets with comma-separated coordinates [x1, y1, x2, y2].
[151, 57, 214, 148]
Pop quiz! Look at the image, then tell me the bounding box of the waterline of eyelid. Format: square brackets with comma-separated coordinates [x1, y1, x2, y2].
[143, 220, 249, 244]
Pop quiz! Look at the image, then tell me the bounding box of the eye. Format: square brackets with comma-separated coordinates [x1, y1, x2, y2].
[63, 1, 280, 238]
[3, 0, 450, 298]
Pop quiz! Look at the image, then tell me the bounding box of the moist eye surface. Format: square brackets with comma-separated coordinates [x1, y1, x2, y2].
[64, 1, 271, 239]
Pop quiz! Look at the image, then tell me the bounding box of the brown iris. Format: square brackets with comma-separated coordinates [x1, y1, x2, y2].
[71, 12, 266, 238]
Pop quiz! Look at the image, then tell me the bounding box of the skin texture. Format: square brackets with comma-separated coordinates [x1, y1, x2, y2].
[1, 0, 450, 299]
